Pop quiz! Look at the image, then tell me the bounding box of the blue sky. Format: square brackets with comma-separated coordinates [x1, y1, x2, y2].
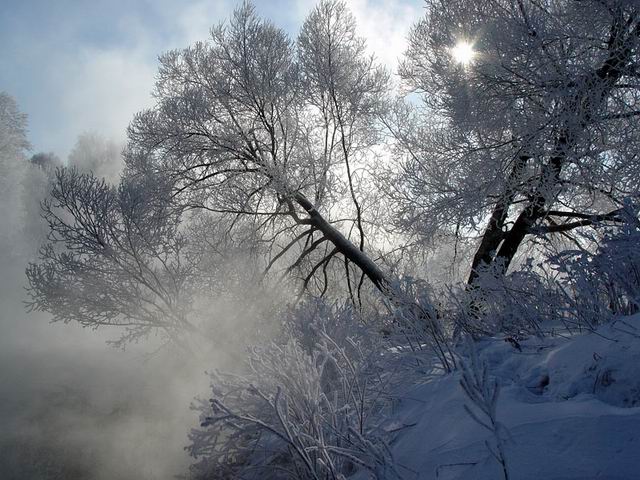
[0, 0, 421, 160]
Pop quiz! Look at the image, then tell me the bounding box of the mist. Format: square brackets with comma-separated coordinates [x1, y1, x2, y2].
[0, 2, 435, 474]
[0, 126, 242, 479]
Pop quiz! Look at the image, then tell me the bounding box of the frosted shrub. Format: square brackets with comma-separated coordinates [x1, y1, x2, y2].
[282, 299, 380, 358]
[459, 342, 510, 480]
[448, 261, 560, 338]
[448, 202, 640, 337]
[188, 300, 400, 480]
[386, 277, 457, 373]
[549, 202, 640, 329]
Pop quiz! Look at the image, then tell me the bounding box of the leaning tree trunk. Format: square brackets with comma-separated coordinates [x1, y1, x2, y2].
[467, 19, 638, 285]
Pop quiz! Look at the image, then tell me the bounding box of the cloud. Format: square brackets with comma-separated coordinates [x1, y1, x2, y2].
[348, 0, 422, 71]
[56, 48, 156, 152]
[2, 0, 421, 160]
[54, 1, 238, 158]
[173, 0, 233, 45]
[0, 0, 236, 160]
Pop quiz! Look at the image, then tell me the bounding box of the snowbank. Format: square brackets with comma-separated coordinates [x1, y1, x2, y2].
[374, 315, 640, 479]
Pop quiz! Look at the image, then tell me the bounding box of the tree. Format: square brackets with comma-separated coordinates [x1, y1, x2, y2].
[0, 92, 30, 255]
[26, 168, 202, 349]
[391, 0, 640, 285]
[26, 165, 280, 352]
[27, 1, 395, 347]
[125, 0, 389, 294]
[30, 151, 62, 172]
[23, 153, 63, 247]
[68, 132, 123, 184]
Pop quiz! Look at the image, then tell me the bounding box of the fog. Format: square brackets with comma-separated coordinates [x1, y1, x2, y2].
[0, 3, 421, 477]
[0, 133, 233, 480]
[0, 296, 209, 479]
[1, 0, 638, 478]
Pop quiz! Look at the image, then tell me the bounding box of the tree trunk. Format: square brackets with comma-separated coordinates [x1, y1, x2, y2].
[467, 155, 529, 285]
[467, 18, 638, 283]
[294, 192, 388, 292]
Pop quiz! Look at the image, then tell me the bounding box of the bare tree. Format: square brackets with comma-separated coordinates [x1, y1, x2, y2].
[26, 168, 202, 349]
[26, 1, 395, 347]
[30, 152, 62, 172]
[125, 1, 389, 294]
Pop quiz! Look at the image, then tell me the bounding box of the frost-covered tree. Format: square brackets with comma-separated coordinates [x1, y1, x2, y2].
[68, 132, 123, 184]
[22, 153, 62, 247]
[391, 0, 640, 284]
[0, 92, 30, 255]
[26, 1, 395, 347]
[30, 151, 62, 172]
[25, 168, 204, 349]
[26, 165, 277, 351]
[125, 1, 389, 293]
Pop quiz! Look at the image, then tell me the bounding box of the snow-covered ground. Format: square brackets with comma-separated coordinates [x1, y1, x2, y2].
[376, 316, 640, 479]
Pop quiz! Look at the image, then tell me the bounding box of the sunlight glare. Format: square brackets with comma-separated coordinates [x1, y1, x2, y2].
[451, 40, 476, 66]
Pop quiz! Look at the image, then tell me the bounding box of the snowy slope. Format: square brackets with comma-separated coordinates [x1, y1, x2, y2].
[376, 316, 640, 480]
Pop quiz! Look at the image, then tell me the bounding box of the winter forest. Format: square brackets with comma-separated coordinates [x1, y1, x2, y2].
[2, 0, 640, 478]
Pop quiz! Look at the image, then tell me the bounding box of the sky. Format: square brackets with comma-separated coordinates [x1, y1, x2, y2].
[0, 0, 422, 160]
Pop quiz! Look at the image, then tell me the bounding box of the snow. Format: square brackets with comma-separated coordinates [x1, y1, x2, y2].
[368, 315, 640, 479]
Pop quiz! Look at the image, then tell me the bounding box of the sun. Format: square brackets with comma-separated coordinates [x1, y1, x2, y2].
[450, 40, 476, 66]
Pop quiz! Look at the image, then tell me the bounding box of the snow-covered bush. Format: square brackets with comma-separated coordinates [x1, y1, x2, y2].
[447, 203, 640, 338]
[386, 277, 457, 373]
[460, 342, 510, 480]
[188, 300, 401, 480]
[548, 202, 640, 330]
[446, 261, 561, 339]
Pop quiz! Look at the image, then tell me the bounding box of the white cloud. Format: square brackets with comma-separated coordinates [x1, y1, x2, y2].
[174, 0, 233, 45]
[58, 48, 156, 153]
[16, 0, 421, 160]
[21, 0, 235, 160]
[347, 0, 421, 71]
